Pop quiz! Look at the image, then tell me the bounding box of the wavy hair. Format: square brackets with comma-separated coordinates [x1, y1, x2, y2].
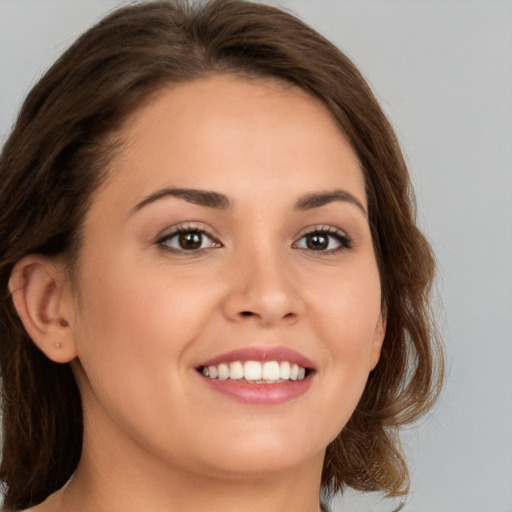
[0, 1, 443, 510]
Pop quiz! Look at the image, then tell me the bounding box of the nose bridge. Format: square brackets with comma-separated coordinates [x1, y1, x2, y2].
[222, 235, 303, 325]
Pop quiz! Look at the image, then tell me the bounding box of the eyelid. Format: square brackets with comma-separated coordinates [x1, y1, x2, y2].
[156, 221, 219, 240]
[154, 222, 353, 255]
[293, 224, 353, 253]
[156, 222, 222, 253]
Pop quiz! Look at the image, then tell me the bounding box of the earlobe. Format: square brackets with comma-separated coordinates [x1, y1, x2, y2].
[370, 312, 386, 371]
[9, 255, 77, 363]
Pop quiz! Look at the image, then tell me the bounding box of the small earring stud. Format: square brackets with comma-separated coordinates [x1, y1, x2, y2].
[53, 342, 62, 349]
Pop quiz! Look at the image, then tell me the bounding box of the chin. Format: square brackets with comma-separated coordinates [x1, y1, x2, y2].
[183, 421, 329, 479]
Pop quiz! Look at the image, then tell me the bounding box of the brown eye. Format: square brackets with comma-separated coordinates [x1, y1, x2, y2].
[293, 228, 352, 253]
[304, 233, 329, 250]
[159, 228, 220, 252]
[178, 232, 202, 250]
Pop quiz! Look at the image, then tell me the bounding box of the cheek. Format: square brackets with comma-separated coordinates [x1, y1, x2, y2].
[70, 259, 217, 447]
[303, 260, 382, 435]
[74, 264, 212, 364]
[312, 258, 382, 356]
[71, 248, 231, 410]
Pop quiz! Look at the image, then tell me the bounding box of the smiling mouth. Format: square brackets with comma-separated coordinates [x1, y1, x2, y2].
[197, 360, 312, 384]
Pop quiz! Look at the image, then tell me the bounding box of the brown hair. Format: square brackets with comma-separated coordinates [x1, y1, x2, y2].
[0, 1, 443, 510]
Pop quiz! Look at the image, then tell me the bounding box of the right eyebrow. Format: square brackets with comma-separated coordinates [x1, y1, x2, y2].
[130, 187, 232, 214]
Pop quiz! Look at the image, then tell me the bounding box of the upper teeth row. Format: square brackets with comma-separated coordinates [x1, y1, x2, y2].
[201, 360, 306, 382]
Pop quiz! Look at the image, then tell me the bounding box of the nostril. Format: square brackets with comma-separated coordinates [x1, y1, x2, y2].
[240, 311, 254, 317]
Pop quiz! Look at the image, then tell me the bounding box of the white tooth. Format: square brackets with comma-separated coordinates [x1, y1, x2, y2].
[208, 365, 218, 379]
[243, 361, 262, 381]
[262, 361, 280, 381]
[297, 367, 306, 380]
[202, 367, 210, 377]
[279, 361, 291, 380]
[229, 361, 244, 380]
[290, 363, 299, 380]
[218, 363, 229, 380]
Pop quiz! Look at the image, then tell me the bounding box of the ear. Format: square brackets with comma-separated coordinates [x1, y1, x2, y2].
[9, 254, 77, 363]
[370, 311, 386, 371]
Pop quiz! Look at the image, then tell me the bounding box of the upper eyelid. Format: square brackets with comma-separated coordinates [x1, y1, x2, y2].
[293, 225, 354, 251]
[156, 222, 219, 241]
[294, 224, 349, 239]
[156, 226, 221, 254]
[155, 222, 352, 246]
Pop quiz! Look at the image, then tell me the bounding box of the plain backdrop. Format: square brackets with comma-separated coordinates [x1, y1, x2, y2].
[1, 1, 511, 511]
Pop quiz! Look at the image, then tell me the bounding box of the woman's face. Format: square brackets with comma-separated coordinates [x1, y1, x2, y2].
[67, 75, 385, 480]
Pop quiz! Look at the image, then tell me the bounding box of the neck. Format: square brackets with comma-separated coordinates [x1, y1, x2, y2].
[61, 457, 324, 512]
[54, 409, 325, 512]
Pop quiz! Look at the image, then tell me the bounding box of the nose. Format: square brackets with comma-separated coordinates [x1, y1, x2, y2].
[222, 248, 305, 327]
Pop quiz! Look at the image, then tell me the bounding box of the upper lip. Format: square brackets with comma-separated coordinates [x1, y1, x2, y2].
[197, 345, 315, 370]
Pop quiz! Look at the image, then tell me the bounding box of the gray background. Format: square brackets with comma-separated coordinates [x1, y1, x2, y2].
[1, 1, 511, 511]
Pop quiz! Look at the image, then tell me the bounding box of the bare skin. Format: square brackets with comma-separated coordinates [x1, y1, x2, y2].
[17, 75, 384, 512]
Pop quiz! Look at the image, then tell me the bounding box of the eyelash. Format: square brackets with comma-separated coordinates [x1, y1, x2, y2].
[157, 224, 353, 255]
[293, 226, 353, 254]
[157, 225, 220, 254]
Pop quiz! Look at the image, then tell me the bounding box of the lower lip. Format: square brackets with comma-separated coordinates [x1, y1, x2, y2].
[200, 374, 314, 405]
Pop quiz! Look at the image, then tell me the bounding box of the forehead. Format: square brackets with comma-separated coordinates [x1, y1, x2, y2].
[95, 74, 366, 210]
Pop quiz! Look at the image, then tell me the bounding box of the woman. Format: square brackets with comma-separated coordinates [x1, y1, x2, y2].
[0, 1, 443, 511]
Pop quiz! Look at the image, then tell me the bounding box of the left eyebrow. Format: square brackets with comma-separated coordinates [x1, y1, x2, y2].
[130, 187, 231, 214]
[294, 189, 367, 216]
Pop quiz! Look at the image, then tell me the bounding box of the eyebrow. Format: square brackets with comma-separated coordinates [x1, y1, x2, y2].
[294, 189, 367, 216]
[131, 187, 366, 216]
[131, 187, 231, 213]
